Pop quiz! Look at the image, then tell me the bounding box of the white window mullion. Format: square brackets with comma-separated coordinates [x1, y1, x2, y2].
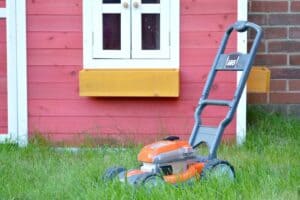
[120, 0, 131, 58]
[131, 0, 142, 58]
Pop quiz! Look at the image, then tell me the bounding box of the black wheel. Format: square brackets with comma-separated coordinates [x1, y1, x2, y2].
[102, 166, 126, 181]
[142, 174, 165, 187]
[201, 159, 235, 181]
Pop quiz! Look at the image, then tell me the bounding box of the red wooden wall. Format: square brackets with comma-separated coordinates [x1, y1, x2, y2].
[0, 0, 7, 134]
[26, 0, 237, 144]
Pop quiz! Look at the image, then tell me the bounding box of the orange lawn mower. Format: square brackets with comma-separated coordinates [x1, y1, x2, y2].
[103, 21, 262, 186]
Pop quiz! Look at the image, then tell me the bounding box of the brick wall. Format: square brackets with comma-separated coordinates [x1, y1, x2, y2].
[248, 0, 300, 117]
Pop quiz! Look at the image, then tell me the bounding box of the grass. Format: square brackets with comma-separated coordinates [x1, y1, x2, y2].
[0, 106, 299, 199]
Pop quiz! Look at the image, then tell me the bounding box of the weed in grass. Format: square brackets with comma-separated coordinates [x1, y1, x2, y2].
[0, 107, 299, 199]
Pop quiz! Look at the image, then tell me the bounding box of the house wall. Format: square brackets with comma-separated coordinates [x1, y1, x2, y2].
[0, 0, 7, 133]
[26, 0, 237, 144]
[248, 0, 300, 117]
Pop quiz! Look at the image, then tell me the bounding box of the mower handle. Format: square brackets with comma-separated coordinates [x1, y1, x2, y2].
[189, 21, 263, 159]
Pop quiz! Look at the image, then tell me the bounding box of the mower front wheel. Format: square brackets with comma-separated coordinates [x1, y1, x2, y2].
[102, 166, 126, 181]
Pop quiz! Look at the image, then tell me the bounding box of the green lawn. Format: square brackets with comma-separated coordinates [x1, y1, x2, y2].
[0, 107, 299, 199]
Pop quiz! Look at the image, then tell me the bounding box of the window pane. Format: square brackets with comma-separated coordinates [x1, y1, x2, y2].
[103, 0, 120, 3]
[103, 14, 121, 50]
[142, 14, 160, 50]
[142, 0, 160, 3]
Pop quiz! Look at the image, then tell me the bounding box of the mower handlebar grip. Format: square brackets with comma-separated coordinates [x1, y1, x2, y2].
[230, 21, 262, 35]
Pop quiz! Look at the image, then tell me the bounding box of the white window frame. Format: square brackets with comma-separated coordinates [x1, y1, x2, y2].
[83, 0, 179, 69]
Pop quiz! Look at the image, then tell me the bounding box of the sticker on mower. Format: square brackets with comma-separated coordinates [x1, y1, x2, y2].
[225, 54, 240, 69]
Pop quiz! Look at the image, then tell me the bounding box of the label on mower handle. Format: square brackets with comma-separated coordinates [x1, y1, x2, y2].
[225, 54, 240, 69]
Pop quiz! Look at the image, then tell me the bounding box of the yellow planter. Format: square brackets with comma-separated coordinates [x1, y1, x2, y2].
[247, 66, 271, 93]
[79, 69, 179, 97]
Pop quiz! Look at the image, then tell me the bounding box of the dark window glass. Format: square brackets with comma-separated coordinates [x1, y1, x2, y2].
[142, 0, 160, 3]
[103, 0, 120, 3]
[142, 14, 160, 50]
[103, 14, 121, 50]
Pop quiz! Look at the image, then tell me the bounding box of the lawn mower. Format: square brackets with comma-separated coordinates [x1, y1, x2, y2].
[103, 21, 262, 186]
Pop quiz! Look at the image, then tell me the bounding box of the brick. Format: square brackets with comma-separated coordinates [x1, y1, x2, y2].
[270, 93, 300, 104]
[289, 80, 300, 91]
[250, 1, 288, 12]
[289, 27, 300, 39]
[249, 27, 287, 40]
[247, 93, 268, 104]
[270, 79, 287, 91]
[290, 54, 300, 65]
[254, 54, 287, 66]
[269, 14, 300, 25]
[248, 41, 266, 52]
[291, 1, 300, 12]
[271, 68, 300, 79]
[264, 27, 287, 39]
[248, 14, 268, 25]
[268, 41, 300, 53]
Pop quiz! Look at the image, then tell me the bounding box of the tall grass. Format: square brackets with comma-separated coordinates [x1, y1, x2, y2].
[0, 107, 299, 199]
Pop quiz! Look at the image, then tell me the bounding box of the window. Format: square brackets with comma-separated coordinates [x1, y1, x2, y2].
[83, 0, 179, 69]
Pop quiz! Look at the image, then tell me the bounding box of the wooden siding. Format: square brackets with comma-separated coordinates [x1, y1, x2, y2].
[0, 0, 5, 8]
[0, 18, 7, 133]
[0, 0, 5, 133]
[27, 0, 237, 144]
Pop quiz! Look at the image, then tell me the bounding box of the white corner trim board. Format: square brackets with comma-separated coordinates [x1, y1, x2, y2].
[16, 0, 28, 147]
[0, 0, 28, 146]
[237, 0, 248, 145]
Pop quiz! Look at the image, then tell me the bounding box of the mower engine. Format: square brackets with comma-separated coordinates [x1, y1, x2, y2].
[110, 139, 203, 185]
[138, 140, 196, 174]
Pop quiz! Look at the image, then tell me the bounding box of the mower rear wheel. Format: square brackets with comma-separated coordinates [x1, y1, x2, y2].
[201, 159, 235, 181]
[102, 166, 126, 181]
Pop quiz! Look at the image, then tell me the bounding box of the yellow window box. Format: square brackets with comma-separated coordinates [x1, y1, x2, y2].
[79, 69, 179, 97]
